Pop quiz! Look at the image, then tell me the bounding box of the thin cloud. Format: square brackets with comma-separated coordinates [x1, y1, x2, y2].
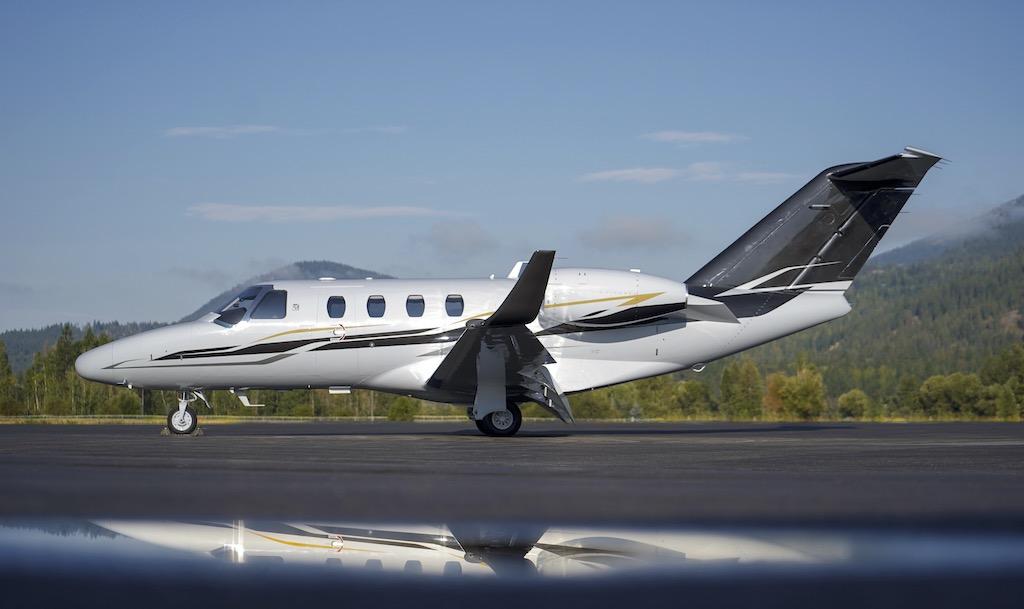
[579, 167, 680, 184]
[164, 125, 284, 139]
[580, 162, 727, 184]
[680, 161, 728, 181]
[643, 130, 746, 144]
[415, 220, 496, 261]
[578, 216, 686, 251]
[342, 125, 408, 135]
[167, 267, 234, 288]
[580, 163, 799, 185]
[187, 203, 453, 223]
[736, 171, 800, 184]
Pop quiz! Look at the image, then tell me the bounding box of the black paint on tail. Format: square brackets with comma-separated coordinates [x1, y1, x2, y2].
[687, 147, 941, 297]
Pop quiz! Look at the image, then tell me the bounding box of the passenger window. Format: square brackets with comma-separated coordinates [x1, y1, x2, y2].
[445, 294, 464, 317]
[367, 295, 386, 318]
[327, 296, 346, 319]
[406, 295, 425, 317]
[251, 290, 287, 319]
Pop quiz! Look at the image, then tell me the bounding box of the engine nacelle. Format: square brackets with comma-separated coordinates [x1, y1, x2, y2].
[540, 268, 687, 330]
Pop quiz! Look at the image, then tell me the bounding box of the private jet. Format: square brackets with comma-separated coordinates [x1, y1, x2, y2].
[75, 147, 941, 436]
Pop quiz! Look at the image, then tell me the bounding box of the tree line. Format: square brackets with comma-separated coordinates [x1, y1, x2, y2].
[1, 324, 1020, 422]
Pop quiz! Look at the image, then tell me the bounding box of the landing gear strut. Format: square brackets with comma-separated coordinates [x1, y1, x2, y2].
[475, 402, 522, 437]
[167, 390, 208, 435]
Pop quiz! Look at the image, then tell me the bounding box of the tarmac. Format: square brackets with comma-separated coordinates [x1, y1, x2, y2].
[2, 420, 1024, 526]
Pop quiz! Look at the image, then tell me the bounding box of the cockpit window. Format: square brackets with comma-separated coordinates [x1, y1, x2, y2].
[215, 307, 247, 327]
[214, 285, 268, 327]
[218, 286, 264, 313]
[251, 290, 288, 320]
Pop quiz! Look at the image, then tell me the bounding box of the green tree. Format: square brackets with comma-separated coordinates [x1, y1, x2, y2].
[571, 389, 617, 419]
[676, 380, 713, 418]
[837, 389, 872, 419]
[917, 373, 986, 419]
[762, 372, 787, 420]
[720, 357, 764, 419]
[778, 366, 828, 420]
[0, 340, 19, 415]
[387, 396, 420, 421]
[995, 382, 1020, 421]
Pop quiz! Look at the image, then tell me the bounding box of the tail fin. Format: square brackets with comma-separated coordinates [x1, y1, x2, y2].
[687, 147, 941, 301]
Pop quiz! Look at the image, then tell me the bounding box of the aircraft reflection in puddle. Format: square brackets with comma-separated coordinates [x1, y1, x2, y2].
[6, 520, 1024, 579]
[91, 520, 842, 576]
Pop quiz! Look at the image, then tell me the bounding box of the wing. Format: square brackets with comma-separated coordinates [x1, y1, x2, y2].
[426, 250, 574, 422]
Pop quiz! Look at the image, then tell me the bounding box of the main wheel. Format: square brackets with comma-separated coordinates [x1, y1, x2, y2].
[167, 404, 198, 435]
[475, 402, 522, 437]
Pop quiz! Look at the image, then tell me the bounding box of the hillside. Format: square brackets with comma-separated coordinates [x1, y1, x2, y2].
[871, 193, 1024, 266]
[712, 193, 1024, 401]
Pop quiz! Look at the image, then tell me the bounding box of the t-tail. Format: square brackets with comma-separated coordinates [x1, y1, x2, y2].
[686, 146, 941, 318]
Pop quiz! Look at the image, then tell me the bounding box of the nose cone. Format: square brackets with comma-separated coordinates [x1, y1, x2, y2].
[75, 343, 114, 383]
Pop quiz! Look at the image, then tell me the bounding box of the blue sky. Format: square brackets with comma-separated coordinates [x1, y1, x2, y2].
[1, 1, 1022, 330]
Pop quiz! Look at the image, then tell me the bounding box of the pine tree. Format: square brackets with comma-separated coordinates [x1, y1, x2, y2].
[0, 340, 19, 415]
[720, 357, 763, 419]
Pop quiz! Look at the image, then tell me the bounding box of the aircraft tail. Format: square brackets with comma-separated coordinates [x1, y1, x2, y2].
[687, 147, 941, 307]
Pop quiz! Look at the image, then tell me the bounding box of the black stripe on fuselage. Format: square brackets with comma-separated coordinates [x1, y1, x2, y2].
[312, 329, 465, 351]
[156, 328, 442, 361]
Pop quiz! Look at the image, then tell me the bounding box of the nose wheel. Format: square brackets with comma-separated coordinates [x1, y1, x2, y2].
[167, 390, 207, 435]
[474, 402, 522, 437]
[167, 404, 198, 434]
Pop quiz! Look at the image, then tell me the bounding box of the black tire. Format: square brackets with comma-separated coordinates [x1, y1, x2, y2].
[167, 404, 198, 435]
[474, 402, 522, 437]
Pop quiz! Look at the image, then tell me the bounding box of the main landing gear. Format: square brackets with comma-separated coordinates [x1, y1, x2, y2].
[474, 402, 522, 437]
[167, 390, 209, 435]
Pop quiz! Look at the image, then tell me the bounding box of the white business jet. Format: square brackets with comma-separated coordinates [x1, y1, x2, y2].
[75, 147, 941, 436]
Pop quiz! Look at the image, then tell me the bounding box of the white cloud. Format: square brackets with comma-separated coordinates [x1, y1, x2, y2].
[642, 130, 746, 144]
[736, 171, 800, 184]
[164, 125, 284, 139]
[187, 203, 453, 223]
[415, 220, 496, 261]
[578, 216, 686, 251]
[579, 167, 680, 184]
[167, 267, 234, 288]
[580, 162, 801, 185]
[342, 125, 408, 135]
[680, 161, 728, 181]
[580, 162, 728, 184]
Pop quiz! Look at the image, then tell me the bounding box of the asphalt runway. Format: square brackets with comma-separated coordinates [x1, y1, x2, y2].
[2, 421, 1024, 526]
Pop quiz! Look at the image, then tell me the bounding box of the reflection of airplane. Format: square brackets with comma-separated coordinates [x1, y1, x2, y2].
[93, 520, 841, 576]
[75, 148, 941, 436]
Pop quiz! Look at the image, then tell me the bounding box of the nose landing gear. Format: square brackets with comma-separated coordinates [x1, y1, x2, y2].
[167, 390, 210, 435]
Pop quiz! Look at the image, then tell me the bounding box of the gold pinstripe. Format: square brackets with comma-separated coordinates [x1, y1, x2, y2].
[544, 292, 664, 308]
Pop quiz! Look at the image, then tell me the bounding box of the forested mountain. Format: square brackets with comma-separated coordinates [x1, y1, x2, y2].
[871, 193, 1024, 266]
[703, 193, 1024, 402]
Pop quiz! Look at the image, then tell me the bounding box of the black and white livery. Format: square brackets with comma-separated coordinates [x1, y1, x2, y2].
[76, 147, 941, 436]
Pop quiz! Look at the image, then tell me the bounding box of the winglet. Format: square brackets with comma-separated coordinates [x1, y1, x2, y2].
[487, 250, 555, 326]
